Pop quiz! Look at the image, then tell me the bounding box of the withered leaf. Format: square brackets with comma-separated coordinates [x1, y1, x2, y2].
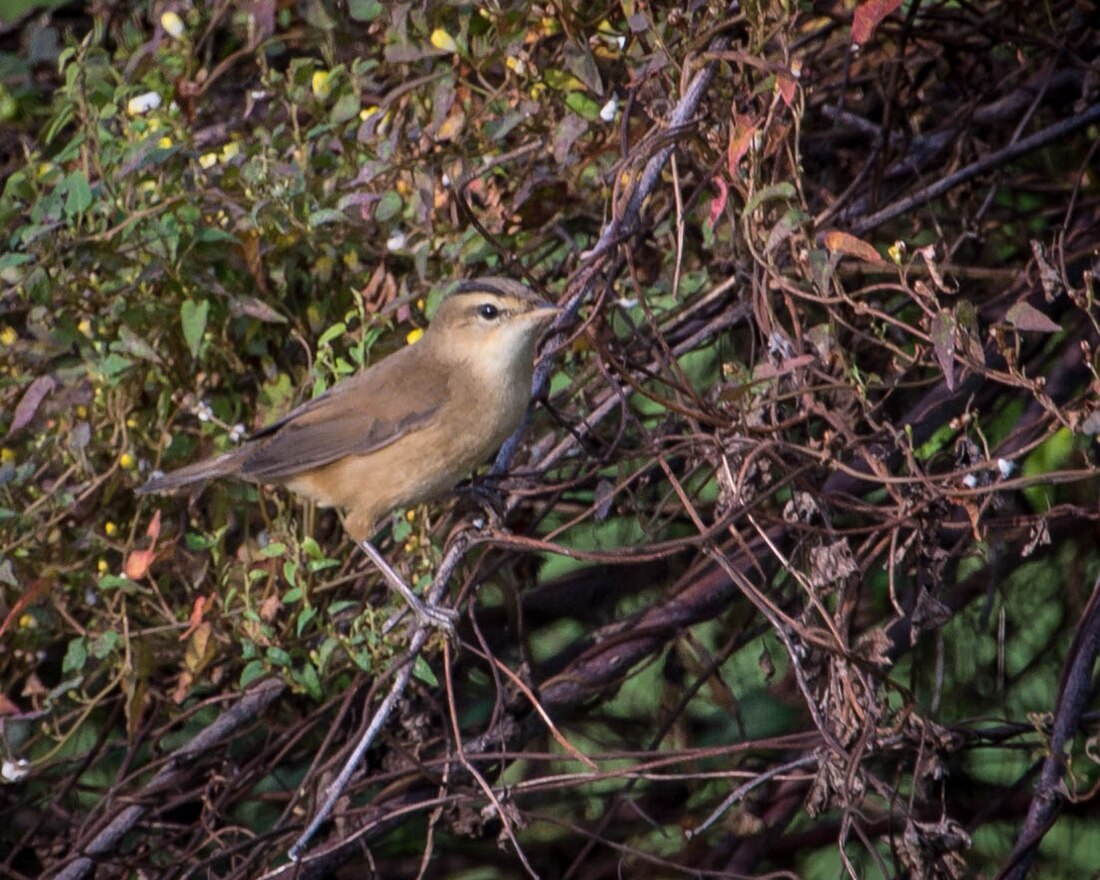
[8, 374, 56, 436]
[1005, 301, 1061, 333]
[930, 309, 956, 390]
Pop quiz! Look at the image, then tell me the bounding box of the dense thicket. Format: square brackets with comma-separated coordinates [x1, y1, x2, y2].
[1, 1, 1099, 877]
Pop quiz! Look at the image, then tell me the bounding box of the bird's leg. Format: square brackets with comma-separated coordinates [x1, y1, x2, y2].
[359, 540, 457, 632]
[454, 477, 504, 530]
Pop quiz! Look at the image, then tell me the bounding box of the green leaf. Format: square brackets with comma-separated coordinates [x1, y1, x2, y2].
[374, 190, 403, 222]
[330, 91, 360, 125]
[259, 541, 287, 558]
[0, 252, 32, 271]
[317, 321, 346, 348]
[308, 208, 344, 227]
[297, 606, 317, 636]
[412, 655, 438, 687]
[180, 299, 209, 360]
[391, 518, 412, 542]
[282, 559, 298, 587]
[564, 91, 601, 121]
[266, 646, 292, 667]
[63, 170, 92, 217]
[91, 630, 118, 658]
[348, 0, 382, 20]
[314, 636, 340, 672]
[743, 182, 796, 216]
[240, 659, 267, 687]
[98, 573, 138, 591]
[62, 637, 87, 674]
[196, 226, 237, 243]
[294, 662, 322, 699]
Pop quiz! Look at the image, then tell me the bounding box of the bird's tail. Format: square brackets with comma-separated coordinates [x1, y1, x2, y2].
[136, 447, 249, 495]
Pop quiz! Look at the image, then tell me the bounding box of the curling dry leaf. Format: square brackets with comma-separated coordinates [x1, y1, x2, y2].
[823, 230, 886, 265]
[809, 540, 858, 591]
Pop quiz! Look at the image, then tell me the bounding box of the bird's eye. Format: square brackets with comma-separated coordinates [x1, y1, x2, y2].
[477, 303, 499, 320]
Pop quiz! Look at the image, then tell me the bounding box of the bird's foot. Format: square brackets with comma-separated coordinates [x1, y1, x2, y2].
[407, 595, 459, 633]
[455, 479, 504, 530]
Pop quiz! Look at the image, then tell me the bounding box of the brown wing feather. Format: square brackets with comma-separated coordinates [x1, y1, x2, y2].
[239, 343, 450, 482]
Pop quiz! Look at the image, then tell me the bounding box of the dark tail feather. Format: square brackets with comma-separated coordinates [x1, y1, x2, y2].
[136, 447, 249, 495]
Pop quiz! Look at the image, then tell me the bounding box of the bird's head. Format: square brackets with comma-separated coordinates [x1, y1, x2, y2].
[426, 277, 560, 375]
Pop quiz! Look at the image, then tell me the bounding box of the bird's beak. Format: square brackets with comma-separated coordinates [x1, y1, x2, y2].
[524, 301, 561, 326]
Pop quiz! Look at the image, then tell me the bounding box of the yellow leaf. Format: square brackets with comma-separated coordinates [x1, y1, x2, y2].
[437, 109, 465, 141]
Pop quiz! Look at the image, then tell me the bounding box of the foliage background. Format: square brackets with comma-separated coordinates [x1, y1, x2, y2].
[1, 0, 1099, 877]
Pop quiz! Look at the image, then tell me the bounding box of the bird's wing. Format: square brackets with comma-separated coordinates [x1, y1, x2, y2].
[239, 345, 449, 482]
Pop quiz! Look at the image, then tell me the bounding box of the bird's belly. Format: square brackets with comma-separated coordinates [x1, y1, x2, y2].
[284, 396, 523, 540]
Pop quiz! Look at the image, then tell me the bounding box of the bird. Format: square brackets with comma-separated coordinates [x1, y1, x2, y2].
[137, 277, 560, 630]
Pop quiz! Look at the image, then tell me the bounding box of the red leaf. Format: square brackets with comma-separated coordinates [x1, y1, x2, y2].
[179, 595, 212, 642]
[8, 375, 56, 436]
[708, 176, 729, 228]
[124, 510, 162, 579]
[145, 508, 162, 542]
[727, 113, 759, 175]
[776, 73, 797, 107]
[0, 577, 53, 639]
[851, 0, 903, 45]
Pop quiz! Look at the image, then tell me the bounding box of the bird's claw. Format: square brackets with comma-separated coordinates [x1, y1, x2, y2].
[410, 598, 458, 633]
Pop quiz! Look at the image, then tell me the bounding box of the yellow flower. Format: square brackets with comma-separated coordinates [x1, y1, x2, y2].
[198, 152, 218, 169]
[405, 327, 424, 346]
[0, 326, 16, 346]
[0, 448, 14, 464]
[311, 70, 335, 100]
[429, 28, 457, 53]
[97, 559, 109, 573]
[119, 452, 136, 470]
[158, 135, 173, 149]
[161, 10, 185, 38]
[104, 521, 118, 537]
[221, 141, 240, 162]
[359, 105, 380, 121]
